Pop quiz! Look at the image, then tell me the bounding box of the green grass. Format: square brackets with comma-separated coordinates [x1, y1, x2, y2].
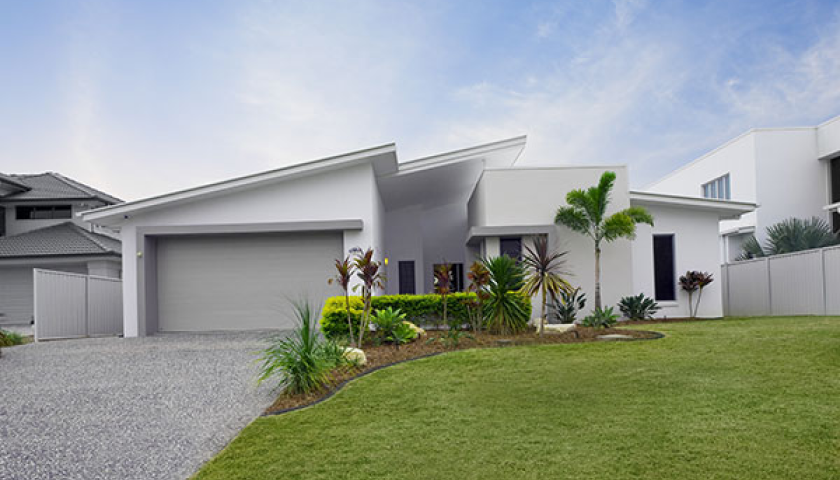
[195, 317, 840, 479]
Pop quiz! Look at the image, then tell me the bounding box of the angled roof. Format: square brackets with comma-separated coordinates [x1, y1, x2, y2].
[0, 172, 122, 204]
[629, 191, 756, 219]
[0, 222, 121, 259]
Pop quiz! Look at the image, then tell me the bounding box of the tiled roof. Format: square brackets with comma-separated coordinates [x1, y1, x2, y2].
[0, 222, 121, 258]
[0, 172, 121, 203]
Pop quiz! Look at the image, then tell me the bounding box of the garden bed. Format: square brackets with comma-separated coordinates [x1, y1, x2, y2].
[264, 327, 661, 415]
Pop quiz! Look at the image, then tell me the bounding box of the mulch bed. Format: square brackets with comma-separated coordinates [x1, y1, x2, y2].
[618, 317, 723, 326]
[264, 327, 662, 416]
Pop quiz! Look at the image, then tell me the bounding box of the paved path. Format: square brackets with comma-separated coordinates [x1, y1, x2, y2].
[0, 333, 280, 480]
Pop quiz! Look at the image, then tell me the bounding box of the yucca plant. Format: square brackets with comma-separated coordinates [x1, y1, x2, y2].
[433, 262, 453, 327]
[257, 301, 344, 395]
[352, 248, 385, 348]
[465, 261, 491, 333]
[327, 255, 357, 346]
[550, 287, 586, 324]
[483, 255, 528, 334]
[737, 217, 839, 260]
[521, 236, 573, 335]
[618, 293, 660, 321]
[554, 171, 654, 310]
[679, 271, 713, 318]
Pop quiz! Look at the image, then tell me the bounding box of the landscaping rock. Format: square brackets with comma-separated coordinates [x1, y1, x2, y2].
[597, 334, 634, 341]
[543, 323, 576, 334]
[403, 321, 425, 336]
[343, 347, 367, 365]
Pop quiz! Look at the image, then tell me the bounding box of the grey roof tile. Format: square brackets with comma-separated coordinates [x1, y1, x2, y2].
[0, 172, 121, 203]
[0, 222, 121, 258]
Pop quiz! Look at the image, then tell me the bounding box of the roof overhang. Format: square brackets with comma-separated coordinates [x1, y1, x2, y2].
[629, 191, 756, 219]
[82, 144, 397, 226]
[467, 225, 553, 246]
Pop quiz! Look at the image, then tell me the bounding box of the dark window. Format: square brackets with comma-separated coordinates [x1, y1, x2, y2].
[653, 234, 676, 301]
[832, 158, 840, 233]
[15, 205, 72, 220]
[398, 261, 416, 295]
[0, 206, 5, 237]
[433, 263, 465, 292]
[500, 237, 522, 260]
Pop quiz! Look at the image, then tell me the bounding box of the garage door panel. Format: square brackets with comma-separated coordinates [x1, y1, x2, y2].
[156, 232, 341, 332]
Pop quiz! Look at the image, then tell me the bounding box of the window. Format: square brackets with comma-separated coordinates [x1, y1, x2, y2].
[0, 206, 5, 237]
[500, 237, 522, 260]
[831, 157, 840, 233]
[433, 263, 464, 292]
[701, 174, 731, 200]
[398, 261, 416, 295]
[15, 205, 72, 220]
[653, 234, 676, 301]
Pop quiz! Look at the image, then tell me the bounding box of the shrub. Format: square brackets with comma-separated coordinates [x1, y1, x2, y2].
[550, 287, 586, 324]
[483, 255, 530, 335]
[581, 306, 618, 329]
[0, 329, 25, 347]
[679, 271, 714, 318]
[618, 293, 660, 321]
[320, 293, 531, 340]
[258, 301, 349, 395]
[372, 307, 418, 349]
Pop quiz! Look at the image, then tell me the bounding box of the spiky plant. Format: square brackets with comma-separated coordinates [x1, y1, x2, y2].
[465, 261, 491, 333]
[618, 293, 660, 320]
[352, 248, 385, 348]
[482, 255, 528, 335]
[554, 171, 654, 310]
[678, 271, 714, 318]
[738, 217, 839, 260]
[433, 262, 453, 327]
[327, 255, 356, 346]
[521, 236, 573, 335]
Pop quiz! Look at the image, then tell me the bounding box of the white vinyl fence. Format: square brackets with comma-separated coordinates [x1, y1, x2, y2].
[721, 245, 840, 317]
[34, 269, 123, 341]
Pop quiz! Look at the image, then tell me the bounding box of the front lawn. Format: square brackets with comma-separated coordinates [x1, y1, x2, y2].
[195, 317, 840, 479]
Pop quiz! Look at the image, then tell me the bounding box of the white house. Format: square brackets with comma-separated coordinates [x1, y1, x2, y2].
[81, 138, 754, 337]
[0, 173, 122, 328]
[646, 114, 840, 262]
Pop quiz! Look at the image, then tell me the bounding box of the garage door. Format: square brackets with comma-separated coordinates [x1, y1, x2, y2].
[156, 232, 342, 332]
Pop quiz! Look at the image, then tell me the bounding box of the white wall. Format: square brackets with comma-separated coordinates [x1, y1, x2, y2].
[817, 115, 840, 159]
[470, 166, 634, 311]
[632, 205, 723, 318]
[116, 163, 381, 337]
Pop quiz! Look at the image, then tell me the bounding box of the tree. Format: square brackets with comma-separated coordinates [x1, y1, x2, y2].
[327, 255, 356, 346]
[433, 263, 453, 327]
[465, 261, 491, 333]
[352, 248, 385, 348]
[521, 236, 572, 336]
[554, 171, 654, 310]
[678, 271, 713, 318]
[737, 217, 839, 260]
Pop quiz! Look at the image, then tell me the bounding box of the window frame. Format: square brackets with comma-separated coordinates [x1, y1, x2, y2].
[701, 173, 731, 200]
[15, 204, 73, 220]
[652, 233, 677, 302]
[398, 261, 416, 295]
[499, 236, 523, 261]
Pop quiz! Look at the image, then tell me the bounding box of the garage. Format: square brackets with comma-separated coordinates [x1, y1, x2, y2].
[155, 231, 342, 332]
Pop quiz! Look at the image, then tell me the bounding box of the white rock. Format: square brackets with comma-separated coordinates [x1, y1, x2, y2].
[543, 323, 576, 333]
[342, 347, 367, 366]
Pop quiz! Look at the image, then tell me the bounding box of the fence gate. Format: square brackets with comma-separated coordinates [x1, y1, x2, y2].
[33, 269, 123, 341]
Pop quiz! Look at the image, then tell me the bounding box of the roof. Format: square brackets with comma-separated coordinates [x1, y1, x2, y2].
[629, 191, 756, 219]
[0, 222, 121, 259]
[0, 172, 122, 204]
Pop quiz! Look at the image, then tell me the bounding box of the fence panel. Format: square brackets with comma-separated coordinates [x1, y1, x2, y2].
[724, 258, 770, 317]
[87, 276, 124, 336]
[768, 250, 825, 316]
[34, 269, 88, 341]
[824, 246, 840, 315]
[34, 269, 123, 341]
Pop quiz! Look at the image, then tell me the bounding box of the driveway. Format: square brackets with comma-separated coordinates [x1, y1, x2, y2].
[0, 333, 280, 480]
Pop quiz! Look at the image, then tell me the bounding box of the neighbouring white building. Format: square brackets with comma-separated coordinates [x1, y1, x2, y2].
[646, 114, 840, 262]
[82, 138, 753, 337]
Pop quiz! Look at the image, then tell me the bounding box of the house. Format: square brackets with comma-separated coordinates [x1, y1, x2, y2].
[645, 114, 840, 262]
[81, 138, 754, 337]
[0, 173, 122, 328]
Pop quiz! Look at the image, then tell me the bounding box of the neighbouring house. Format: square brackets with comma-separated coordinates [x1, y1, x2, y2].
[0, 173, 122, 328]
[645, 114, 840, 262]
[81, 138, 754, 337]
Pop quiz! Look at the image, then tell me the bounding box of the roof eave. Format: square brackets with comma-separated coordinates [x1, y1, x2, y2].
[629, 191, 757, 219]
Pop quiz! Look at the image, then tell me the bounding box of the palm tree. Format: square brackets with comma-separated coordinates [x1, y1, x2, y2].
[327, 255, 356, 346]
[521, 236, 572, 336]
[433, 263, 453, 327]
[554, 171, 654, 310]
[737, 217, 839, 260]
[352, 248, 385, 348]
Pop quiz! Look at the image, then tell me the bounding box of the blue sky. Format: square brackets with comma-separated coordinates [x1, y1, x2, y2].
[2, 0, 840, 200]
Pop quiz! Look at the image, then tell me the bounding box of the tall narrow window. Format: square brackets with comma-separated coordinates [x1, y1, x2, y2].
[500, 237, 522, 260]
[398, 261, 416, 295]
[653, 234, 676, 301]
[831, 157, 840, 233]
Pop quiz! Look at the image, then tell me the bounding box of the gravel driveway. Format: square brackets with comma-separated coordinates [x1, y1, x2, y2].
[0, 333, 281, 480]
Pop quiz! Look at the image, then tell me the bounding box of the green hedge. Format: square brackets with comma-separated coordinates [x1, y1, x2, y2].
[320, 292, 531, 339]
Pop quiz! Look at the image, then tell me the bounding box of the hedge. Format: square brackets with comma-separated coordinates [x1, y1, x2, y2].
[320, 292, 532, 339]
